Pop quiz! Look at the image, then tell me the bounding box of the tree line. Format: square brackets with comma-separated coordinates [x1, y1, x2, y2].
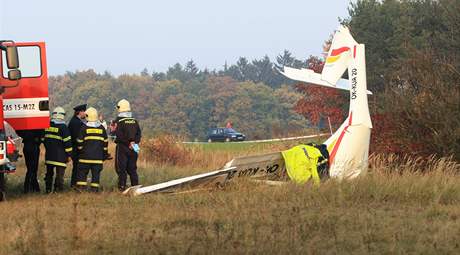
[48, 63, 310, 140]
[343, 0, 459, 159]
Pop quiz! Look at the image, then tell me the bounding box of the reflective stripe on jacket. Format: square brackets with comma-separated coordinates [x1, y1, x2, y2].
[114, 117, 141, 146]
[77, 125, 109, 164]
[43, 122, 72, 166]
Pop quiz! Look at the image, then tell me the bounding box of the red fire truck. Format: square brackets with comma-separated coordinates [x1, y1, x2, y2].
[0, 40, 50, 200]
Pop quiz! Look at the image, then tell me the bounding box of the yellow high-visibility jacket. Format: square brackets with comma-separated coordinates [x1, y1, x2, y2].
[281, 144, 323, 185]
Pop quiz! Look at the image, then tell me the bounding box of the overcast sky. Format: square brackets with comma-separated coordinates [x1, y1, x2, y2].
[0, 0, 352, 76]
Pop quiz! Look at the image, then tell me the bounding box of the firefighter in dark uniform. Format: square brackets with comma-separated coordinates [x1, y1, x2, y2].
[16, 129, 44, 193]
[43, 107, 73, 193]
[68, 104, 86, 187]
[75, 107, 109, 192]
[114, 99, 141, 191]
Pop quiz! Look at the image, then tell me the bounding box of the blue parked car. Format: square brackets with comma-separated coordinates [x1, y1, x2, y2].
[207, 128, 246, 142]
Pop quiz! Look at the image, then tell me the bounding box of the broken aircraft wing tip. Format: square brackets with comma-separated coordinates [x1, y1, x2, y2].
[122, 185, 143, 196]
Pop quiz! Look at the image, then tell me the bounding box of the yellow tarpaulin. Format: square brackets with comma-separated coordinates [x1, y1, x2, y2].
[281, 145, 323, 185]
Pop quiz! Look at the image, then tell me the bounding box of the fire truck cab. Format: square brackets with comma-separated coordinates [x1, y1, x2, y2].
[0, 41, 50, 200]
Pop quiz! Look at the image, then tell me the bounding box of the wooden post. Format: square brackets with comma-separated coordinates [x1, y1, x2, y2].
[327, 116, 333, 135]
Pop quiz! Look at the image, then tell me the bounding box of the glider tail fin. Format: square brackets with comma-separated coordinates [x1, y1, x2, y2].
[321, 26, 357, 85]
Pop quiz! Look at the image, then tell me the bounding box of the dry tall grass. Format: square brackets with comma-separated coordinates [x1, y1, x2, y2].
[0, 142, 459, 254]
[141, 135, 324, 170]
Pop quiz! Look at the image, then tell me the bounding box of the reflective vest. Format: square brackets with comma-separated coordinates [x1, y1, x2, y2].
[281, 144, 324, 185]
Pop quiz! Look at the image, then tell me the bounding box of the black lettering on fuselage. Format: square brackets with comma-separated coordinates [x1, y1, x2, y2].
[351, 68, 358, 100]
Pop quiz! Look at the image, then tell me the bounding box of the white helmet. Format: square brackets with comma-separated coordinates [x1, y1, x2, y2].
[52, 106, 66, 120]
[117, 99, 131, 112]
[85, 107, 98, 122]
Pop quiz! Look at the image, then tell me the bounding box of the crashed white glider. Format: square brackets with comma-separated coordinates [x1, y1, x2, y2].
[124, 26, 372, 196]
[281, 26, 372, 179]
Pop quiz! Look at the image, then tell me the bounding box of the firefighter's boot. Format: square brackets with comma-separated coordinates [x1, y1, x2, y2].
[90, 183, 100, 193]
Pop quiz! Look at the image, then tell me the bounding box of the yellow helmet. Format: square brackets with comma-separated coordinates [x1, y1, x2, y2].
[117, 99, 131, 112]
[85, 107, 98, 122]
[52, 106, 66, 120]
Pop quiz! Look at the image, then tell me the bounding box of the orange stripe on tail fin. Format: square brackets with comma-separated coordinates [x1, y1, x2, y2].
[329, 112, 353, 164]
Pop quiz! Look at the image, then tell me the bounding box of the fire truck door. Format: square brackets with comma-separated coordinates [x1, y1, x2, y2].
[0, 42, 50, 130]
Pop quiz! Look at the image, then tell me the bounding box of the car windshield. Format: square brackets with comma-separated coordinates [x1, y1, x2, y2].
[225, 128, 237, 133]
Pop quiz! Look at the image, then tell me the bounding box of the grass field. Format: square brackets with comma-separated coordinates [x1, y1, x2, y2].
[184, 136, 326, 152]
[0, 142, 459, 255]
